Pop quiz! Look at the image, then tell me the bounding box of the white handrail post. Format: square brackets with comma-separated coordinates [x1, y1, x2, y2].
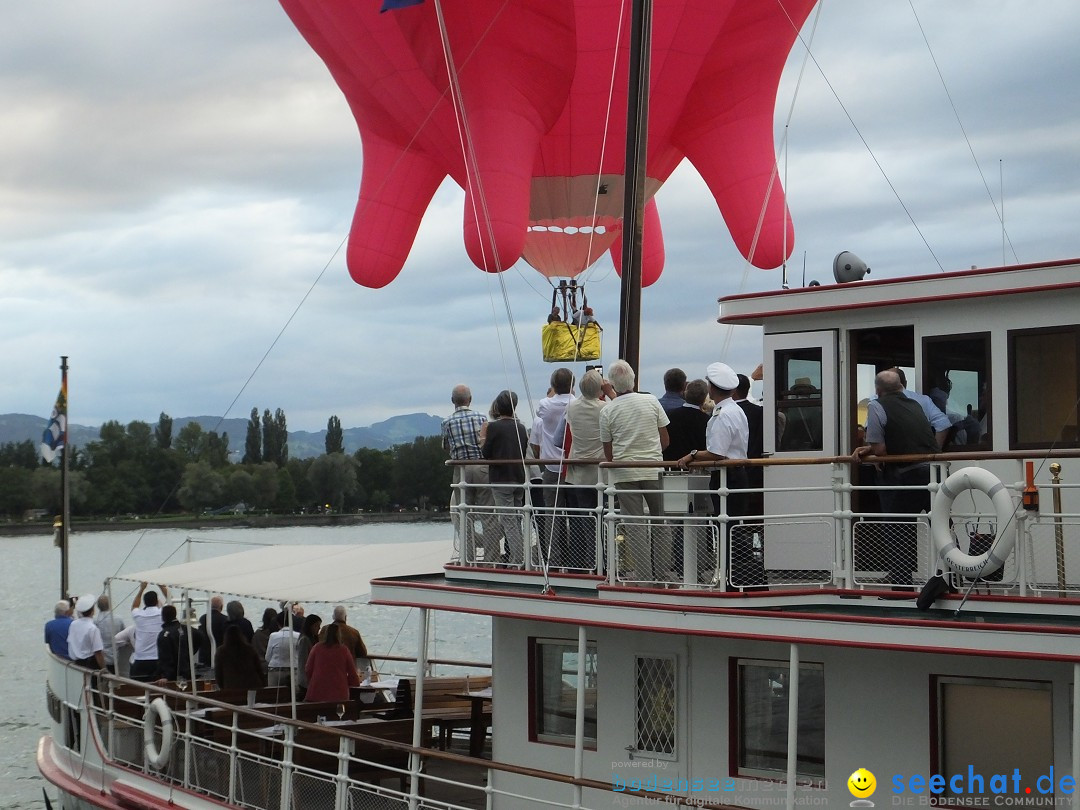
[451, 466, 466, 562]
[523, 483, 535, 572]
[718, 467, 729, 589]
[835, 462, 853, 589]
[604, 473, 618, 585]
[334, 736, 352, 810]
[786, 643, 800, 810]
[594, 477, 605, 575]
[228, 712, 238, 804]
[573, 624, 587, 807]
[279, 725, 294, 810]
[409, 608, 430, 810]
[1072, 662, 1079, 809]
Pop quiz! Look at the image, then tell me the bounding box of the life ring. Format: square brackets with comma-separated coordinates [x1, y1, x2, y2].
[143, 697, 174, 770]
[930, 467, 1017, 578]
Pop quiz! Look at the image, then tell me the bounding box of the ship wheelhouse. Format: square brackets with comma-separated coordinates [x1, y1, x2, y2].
[371, 258, 1080, 809]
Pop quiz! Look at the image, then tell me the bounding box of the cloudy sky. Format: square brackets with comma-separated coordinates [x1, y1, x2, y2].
[3, 2, 1079, 434]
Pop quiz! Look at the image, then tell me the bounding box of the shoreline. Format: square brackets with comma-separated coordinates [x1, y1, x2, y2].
[0, 511, 450, 537]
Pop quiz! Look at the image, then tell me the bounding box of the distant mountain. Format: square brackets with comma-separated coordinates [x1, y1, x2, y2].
[0, 414, 100, 452]
[0, 412, 444, 459]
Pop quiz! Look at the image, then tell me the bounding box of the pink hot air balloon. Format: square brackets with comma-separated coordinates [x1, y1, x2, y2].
[278, 0, 817, 289]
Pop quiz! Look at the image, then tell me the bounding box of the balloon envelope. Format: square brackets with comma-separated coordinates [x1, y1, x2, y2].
[279, 0, 818, 288]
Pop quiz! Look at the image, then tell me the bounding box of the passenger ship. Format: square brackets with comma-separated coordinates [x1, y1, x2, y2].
[39, 257, 1080, 809]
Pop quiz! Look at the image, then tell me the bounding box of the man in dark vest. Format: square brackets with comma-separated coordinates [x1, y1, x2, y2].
[734, 374, 765, 518]
[856, 368, 939, 585]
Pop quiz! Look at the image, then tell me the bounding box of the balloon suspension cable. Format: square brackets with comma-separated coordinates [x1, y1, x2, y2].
[718, 0, 822, 361]
[575, 0, 630, 291]
[432, 1, 543, 586]
[432, 0, 536, 424]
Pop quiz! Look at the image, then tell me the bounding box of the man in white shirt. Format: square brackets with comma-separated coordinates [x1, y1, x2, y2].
[677, 362, 763, 587]
[599, 360, 671, 583]
[68, 593, 105, 670]
[530, 368, 575, 568]
[130, 581, 168, 682]
[265, 623, 301, 688]
[561, 370, 611, 570]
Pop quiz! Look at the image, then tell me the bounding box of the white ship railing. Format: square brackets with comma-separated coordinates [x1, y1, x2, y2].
[449, 452, 1080, 595]
[46, 659, 674, 810]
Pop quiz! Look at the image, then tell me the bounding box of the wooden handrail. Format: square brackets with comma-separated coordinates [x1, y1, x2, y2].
[449, 448, 1080, 469]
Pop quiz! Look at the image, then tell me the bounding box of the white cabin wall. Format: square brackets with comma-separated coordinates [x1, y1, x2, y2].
[490, 617, 693, 808]
[491, 617, 1076, 809]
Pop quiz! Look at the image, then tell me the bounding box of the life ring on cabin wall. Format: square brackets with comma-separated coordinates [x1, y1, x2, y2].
[930, 467, 1018, 578]
[143, 697, 174, 770]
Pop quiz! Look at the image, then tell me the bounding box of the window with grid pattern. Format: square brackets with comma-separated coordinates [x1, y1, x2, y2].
[635, 654, 676, 758]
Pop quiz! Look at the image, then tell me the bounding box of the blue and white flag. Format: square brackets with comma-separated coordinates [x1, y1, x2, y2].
[381, 0, 424, 12]
[41, 381, 67, 463]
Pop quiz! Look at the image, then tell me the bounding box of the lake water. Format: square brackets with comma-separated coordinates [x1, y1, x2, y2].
[4, 522, 486, 809]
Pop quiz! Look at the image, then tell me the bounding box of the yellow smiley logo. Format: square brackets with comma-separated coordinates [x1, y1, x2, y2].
[848, 768, 877, 798]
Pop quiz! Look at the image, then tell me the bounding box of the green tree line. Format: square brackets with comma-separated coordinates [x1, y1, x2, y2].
[0, 411, 451, 520]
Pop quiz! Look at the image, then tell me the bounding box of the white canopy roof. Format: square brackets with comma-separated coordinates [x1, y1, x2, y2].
[109, 540, 449, 604]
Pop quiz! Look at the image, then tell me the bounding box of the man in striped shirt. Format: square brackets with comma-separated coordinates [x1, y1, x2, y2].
[442, 385, 496, 562]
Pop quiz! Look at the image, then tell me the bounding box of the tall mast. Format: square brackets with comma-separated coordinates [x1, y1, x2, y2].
[617, 0, 652, 380]
[59, 355, 70, 600]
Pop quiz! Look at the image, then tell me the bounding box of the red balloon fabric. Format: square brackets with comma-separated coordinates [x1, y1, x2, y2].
[279, 0, 817, 289]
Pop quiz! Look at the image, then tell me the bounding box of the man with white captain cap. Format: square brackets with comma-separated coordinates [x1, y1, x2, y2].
[67, 593, 106, 670]
[677, 362, 765, 587]
[675, 362, 748, 472]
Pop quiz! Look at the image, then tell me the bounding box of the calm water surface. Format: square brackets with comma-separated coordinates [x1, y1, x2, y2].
[3, 523, 487, 809]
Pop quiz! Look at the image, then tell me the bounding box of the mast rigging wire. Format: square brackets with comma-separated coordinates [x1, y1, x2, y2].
[776, 0, 946, 274]
[905, 0, 1019, 265]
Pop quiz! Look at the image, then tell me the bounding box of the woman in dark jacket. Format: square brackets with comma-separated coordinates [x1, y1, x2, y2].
[251, 607, 279, 671]
[214, 625, 266, 690]
[482, 390, 530, 565]
[295, 613, 322, 701]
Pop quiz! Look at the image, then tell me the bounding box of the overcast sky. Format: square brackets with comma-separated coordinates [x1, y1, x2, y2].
[3, 2, 1079, 434]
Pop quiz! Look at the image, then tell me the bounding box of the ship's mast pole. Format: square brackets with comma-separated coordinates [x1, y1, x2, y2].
[617, 0, 652, 380]
[60, 355, 70, 600]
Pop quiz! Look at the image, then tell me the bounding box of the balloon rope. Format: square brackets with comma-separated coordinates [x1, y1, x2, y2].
[575, 0, 630, 291]
[433, 0, 549, 579]
[432, 0, 539, 518]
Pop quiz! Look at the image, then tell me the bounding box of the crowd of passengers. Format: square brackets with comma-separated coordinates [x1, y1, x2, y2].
[440, 360, 767, 584]
[44, 584, 375, 703]
[443, 360, 961, 588]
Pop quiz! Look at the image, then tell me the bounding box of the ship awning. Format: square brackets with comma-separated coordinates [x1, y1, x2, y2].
[109, 540, 450, 604]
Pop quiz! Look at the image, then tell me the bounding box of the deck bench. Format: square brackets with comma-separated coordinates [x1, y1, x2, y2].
[400, 675, 492, 751]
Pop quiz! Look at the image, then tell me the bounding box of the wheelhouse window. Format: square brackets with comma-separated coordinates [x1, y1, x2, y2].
[922, 333, 991, 450]
[934, 677, 1052, 801]
[1010, 327, 1080, 449]
[734, 658, 825, 781]
[776, 349, 823, 452]
[635, 655, 676, 758]
[530, 638, 597, 746]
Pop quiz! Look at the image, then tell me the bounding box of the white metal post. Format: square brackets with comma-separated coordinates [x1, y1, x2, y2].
[786, 644, 800, 810]
[1072, 663, 1079, 809]
[573, 625, 587, 807]
[835, 463, 853, 589]
[409, 607, 430, 810]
